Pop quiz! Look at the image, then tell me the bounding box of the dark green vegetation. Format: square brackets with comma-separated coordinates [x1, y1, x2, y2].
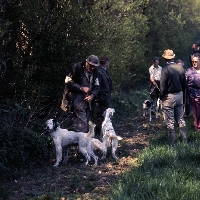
[1, 0, 200, 199]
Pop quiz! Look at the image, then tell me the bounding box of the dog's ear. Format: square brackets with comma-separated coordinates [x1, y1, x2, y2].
[53, 119, 60, 130]
[102, 111, 106, 118]
[145, 100, 152, 107]
[109, 111, 114, 119]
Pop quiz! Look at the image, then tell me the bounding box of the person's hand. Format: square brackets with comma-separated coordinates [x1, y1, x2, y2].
[80, 87, 90, 93]
[84, 94, 94, 101]
[152, 81, 157, 86]
[65, 76, 72, 83]
[192, 44, 196, 49]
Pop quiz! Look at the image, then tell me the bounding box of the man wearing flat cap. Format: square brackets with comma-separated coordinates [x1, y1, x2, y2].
[160, 49, 187, 143]
[61, 55, 100, 132]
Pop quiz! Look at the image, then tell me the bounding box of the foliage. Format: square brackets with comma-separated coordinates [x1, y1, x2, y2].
[1, 89, 200, 199]
[0, 100, 53, 181]
[1, 0, 199, 106]
[1, 0, 200, 194]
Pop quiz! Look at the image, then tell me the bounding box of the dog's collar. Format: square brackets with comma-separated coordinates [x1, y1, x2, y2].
[105, 128, 114, 131]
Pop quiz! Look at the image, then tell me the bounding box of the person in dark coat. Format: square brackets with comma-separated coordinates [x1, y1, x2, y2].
[175, 59, 191, 117]
[63, 55, 100, 133]
[92, 56, 112, 135]
[160, 49, 187, 143]
[96, 56, 112, 122]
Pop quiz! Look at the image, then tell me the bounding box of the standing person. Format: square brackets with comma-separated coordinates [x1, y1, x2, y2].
[93, 56, 112, 134]
[175, 59, 184, 67]
[185, 53, 200, 131]
[96, 56, 112, 122]
[160, 49, 187, 143]
[175, 59, 190, 117]
[62, 55, 100, 133]
[149, 57, 162, 112]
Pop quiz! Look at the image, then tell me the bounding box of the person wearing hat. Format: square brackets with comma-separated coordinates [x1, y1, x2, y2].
[160, 49, 187, 143]
[61, 55, 100, 132]
[149, 57, 162, 112]
[95, 56, 112, 131]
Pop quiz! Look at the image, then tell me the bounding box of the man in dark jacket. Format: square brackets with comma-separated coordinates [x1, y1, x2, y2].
[160, 49, 187, 143]
[63, 55, 100, 133]
[96, 56, 112, 122]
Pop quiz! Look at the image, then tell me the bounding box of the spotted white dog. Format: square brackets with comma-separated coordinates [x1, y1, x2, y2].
[45, 119, 98, 166]
[143, 99, 160, 121]
[92, 108, 123, 160]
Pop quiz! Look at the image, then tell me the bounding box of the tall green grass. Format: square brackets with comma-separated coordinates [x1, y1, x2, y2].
[109, 119, 200, 200]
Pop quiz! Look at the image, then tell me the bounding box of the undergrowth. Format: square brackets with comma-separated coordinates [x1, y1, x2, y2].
[109, 116, 200, 200]
[3, 89, 200, 200]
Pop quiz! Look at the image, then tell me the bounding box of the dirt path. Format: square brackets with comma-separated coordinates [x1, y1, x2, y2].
[4, 114, 164, 200]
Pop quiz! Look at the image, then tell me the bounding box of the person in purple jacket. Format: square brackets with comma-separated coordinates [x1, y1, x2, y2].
[185, 53, 200, 131]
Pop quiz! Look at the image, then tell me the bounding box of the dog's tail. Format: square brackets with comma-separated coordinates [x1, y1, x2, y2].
[86, 130, 92, 137]
[87, 121, 96, 138]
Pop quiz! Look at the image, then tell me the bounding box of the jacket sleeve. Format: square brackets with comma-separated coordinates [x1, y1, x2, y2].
[65, 63, 81, 93]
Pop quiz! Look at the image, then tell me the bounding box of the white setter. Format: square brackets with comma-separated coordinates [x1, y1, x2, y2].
[45, 119, 98, 166]
[92, 108, 123, 160]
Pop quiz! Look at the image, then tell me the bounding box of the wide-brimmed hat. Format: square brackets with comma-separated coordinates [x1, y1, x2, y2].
[162, 49, 175, 59]
[86, 55, 100, 67]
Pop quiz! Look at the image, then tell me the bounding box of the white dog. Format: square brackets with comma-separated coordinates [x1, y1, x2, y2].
[45, 119, 98, 167]
[92, 108, 123, 160]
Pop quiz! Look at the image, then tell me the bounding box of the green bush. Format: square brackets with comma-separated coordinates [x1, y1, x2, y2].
[0, 102, 53, 181]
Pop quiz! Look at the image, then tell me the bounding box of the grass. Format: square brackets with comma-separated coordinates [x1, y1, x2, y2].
[40, 90, 200, 200]
[109, 118, 200, 200]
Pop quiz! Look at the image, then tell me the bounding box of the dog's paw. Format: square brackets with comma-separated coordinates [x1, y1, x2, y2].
[53, 163, 59, 167]
[94, 156, 98, 166]
[100, 155, 106, 160]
